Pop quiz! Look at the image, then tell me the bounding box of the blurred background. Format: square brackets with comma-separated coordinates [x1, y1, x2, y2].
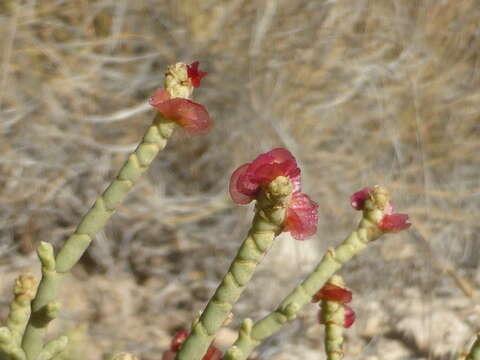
[0, 1, 479, 359]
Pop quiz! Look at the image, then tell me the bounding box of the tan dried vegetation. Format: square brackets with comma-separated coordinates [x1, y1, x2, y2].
[0, 1, 479, 359]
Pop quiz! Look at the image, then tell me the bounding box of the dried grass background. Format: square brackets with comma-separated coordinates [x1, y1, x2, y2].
[0, 0, 479, 359]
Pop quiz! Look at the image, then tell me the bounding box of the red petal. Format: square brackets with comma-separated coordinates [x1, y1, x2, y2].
[249, 148, 300, 188]
[151, 98, 212, 135]
[203, 346, 222, 360]
[343, 305, 356, 328]
[149, 88, 171, 106]
[170, 330, 188, 352]
[162, 350, 176, 360]
[379, 213, 411, 233]
[312, 283, 352, 303]
[187, 61, 208, 88]
[350, 187, 372, 210]
[229, 164, 256, 205]
[284, 192, 318, 240]
[229, 148, 302, 205]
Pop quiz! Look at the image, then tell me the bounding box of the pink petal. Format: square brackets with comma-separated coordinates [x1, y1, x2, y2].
[151, 97, 212, 135]
[203, 346, 222, 360]
[284, 192, 318, 240]
[248, 148, 300, 188]
[170, 330, 188, 352]
[379, 213, 411, 233]
[343, 305, 356, 328]
[312, 283, 352, 304]
[162, 350, 176, 360]
[187, 61, 208, 88]
[350, 187, 372, 210]
[229, 148, 302, 206]
[229, 164, 256, 205]
[149, 88, 171, 106]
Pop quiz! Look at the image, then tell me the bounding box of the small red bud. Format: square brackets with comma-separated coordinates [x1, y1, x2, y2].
[187, 61, 208, 88]
[343, 305, 356, 328]
[350, 187, 372, 210]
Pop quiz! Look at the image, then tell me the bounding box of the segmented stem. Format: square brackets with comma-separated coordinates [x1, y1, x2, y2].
[21, 115, 175, 360]
[323, 300, 344, 360]
[224, 207, 384, 360]
[176, 178, 293, 360]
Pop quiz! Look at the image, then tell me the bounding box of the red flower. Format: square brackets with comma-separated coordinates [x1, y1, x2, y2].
[170, 330, 188, 352]
[350, 187, 411, 233]
[162, 331, 222, 360]
[312, 283, 352, 304]
[379, 213, 411, 233]
[343, 305, 356, 328]
[187, 61, 208, 88]
[229, 148, 318, 240]
[350, 187, 372, 211]
[284, 192, 319, 241]
[315, 283, 356, 328]
[149, 88, 211, 135]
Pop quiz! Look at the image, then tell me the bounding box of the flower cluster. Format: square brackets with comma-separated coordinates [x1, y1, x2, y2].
[229, 148, 318, 240]
[162, 331, 222, 360]
[150, 61, 211, 135]
[350, 187, 411, 233]
[313, 283, 355, 328]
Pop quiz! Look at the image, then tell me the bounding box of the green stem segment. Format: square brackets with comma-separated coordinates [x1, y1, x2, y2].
[321, 276, 347, 360]
[20, 115, 174, 360]
[224, 205, 385, 360]
[176, 177, 293, 360]
[0, 275, 36, 360]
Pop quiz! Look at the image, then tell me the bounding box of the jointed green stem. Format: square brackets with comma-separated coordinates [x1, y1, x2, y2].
[321, 276, 347, 360]
[20, 115, 174, 360]
[224, 206, 384, 360]
[176, 177, 293, 360]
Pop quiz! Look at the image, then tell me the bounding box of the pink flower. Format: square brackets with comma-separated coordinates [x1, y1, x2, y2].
[350, 187, 411, 233]
[343, 305, 356, 328]
[315, 283, 356, 328]
[229, 148, 318, 240]
[379, 213, 411, 233]
[284, 193, 319, 240]
[187, 61, 208, 88]
[312, 283, 352, 304]
[149, 88, 212, 135]
[350, 187, 372, 211]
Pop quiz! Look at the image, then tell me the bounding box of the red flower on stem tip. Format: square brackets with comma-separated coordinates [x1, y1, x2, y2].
[350, 187, 372, 211]
[149, 88, 212, 135]
[187, 61, 208, 88]
[343, 304, 356, 328]
[162, 331, 222, 360]
[229, 148, 318, 240]
[315, 283, 356, 328]
[350, 187, 411, 233]
[312, 283, 352, 304]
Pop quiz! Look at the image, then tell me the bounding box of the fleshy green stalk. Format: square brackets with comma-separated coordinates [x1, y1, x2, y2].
[0, 274, 36, 360]
[21, 62, 194, 360]
[321, 276, 346, 360]
[466, 334, 480, 360]
[224, 187, 393, 360]
[176, 176, 294, 360]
